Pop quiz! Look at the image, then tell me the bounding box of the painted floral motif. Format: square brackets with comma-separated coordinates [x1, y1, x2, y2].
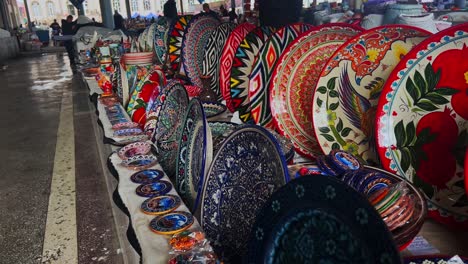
[325, 185, 336, 200]
[154, 17, 169, 65]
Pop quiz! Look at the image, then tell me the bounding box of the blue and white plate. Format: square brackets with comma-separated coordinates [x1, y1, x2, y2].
[149, 211, 194, 235]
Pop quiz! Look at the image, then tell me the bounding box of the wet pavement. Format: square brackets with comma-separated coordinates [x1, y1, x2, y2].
[0, 53, 123, 263]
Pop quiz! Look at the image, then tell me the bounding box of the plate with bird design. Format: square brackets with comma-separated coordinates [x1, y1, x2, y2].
[312, 25, 430, 165]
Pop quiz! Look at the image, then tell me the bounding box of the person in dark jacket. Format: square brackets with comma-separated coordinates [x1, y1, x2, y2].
[113, 10, 124, 30]
[61, 15, 76, 65]
[164, 0, 178, 22]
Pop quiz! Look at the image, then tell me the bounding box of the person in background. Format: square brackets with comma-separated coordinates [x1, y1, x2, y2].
[114, 10, 124, 30]
[228, 8, 238, 22]
[220, 5, 228, 17]
[61, 15, 76, 65]
[202, 3, 218, 17]
[164, 0, 178, 23]
[50, 19, 61, 46]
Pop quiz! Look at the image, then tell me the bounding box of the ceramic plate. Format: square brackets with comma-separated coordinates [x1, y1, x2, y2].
[376, 24, 468, 228]
[246, 175, 400, 263]
[404, 255, 468, 264]
[146, 23, 156, 52]
[312, 25, 430, 165]
[154, 83, 189, 179]
[113, 128, 143, 137]
[176, 98, 212, 212]
[154, 17, 169, 65]
[249, 23, 313, 128]
[135, 180, 172, 197]
[149, 211, 194, 235]
[208, 121, 239, 155]
[200, 125, 289, 262]
[139, 27, 148, 51]
[202, 101, 227, 118]
[270, 24, 363, 159]
[219, 23, 256, 112]
[112, 121, 140, 130]
[181, 14, 220, 88]
[287, 163, 327, 179]
[130, 169, 164, 184]
[141, 194, 181, 215]
[229, 26, 276, 121]
[114, 135, 150, 146]
[202, 22, 236, 99]
[121, 154, 157, 170]
[167, 15, 193, 72]
[117, 141, 152, 160]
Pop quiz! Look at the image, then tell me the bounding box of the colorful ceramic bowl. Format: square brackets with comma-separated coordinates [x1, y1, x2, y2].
[130, 169, 164, 184]
[117, 141, 152, 160]
[121, 154, 157, 170]
[115, 134, 150, 146]
[112, 121, 140, 130]
[202, 101, 227, 118]
[149, 211, 194, 235]
[136, 180, 172, 197]
[113, 128, 144, 137]
[141, 195, 181, 215]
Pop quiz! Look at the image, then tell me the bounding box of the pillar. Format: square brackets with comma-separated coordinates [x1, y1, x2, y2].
[100, 0, 113, 29]
[124, 0, 130, 18]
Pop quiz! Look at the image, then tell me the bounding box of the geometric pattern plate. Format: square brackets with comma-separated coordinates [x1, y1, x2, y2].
[167, 15, 193, 72]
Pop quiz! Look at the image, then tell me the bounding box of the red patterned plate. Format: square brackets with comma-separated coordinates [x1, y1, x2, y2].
[270, 24, 363, 159]
[167, 15, 193, 72]
[376, 23, 468, 229]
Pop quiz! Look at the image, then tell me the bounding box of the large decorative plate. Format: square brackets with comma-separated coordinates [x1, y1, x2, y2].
[202, 22, 237, 100]
[200, 125, 289, 262]
[167, 15, 193, 72]
[229, 26, 276, 122]
[270, 24, 363, 159]
[149, 211, 194, 235]
[154, 83, 189, 179]
[245, 175, 401, 263]
[219, 23, 256, 112]
[127, 69, 165, 126]
[249, 23, 314, 128]
[375, 24, 468, 228]
[181, 14, 220, 88]
[176, 98, 213, 212]
[154, 17, 169, 64]
[312, 25, 430, 165]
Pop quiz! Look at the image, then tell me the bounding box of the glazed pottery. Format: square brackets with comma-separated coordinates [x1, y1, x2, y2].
[167, 15, 194, 72]
[111, 121, 140, 130]
[404, 255, 468, 264]
[154, 17, 170, 65]
[202, 101, 227, 118]
[395, 13, 438, 34]
[383, 3, 423, 24]
[375, 23, 468, 229]
[113, 128, 143, 137]
[117, 141, 152, 160]
[135, 180, 172, 197]
[312, 25, 430, 165]
[149, 211, 194, 235]
[130, 169, 164, 184]
[121, 154, 157, 170]
[141, 195, 181, 215]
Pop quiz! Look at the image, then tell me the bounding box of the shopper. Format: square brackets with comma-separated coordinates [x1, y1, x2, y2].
[61, 15, 76, 65]
[114, 10, 124, 30]
[228, 8, 238, 22]
[50, 19, 61, 46]
[163, 0, 178, 23]
[220, 5, 228, 17]
[202, 3, 218, 17]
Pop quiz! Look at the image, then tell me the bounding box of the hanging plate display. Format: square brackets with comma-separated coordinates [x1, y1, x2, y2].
[229, 26, 276, 122]
[176, 98, 212, 212]
[312, 25, 430, 165]
[219, 23, 256, 112]
[270, 24, 363, 159]
[245, 175, 400, 263]
[202, 22, 237, 99]
[130, 169, 164, 184]
[181, 14, 220, 88]
[154, 83, 189, 179]
[249, 23, 314, 128]
[200, 125, 289, 262]
[149, 211, 194, 235]
[135, 180, 173, 197]
[375, 24, 468, 229]
[167, 15, 193, 72]
[154, 17, 169, 65]
[141, 194, 181, 215]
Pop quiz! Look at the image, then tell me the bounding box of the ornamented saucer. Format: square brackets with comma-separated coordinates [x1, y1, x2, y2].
[113, 128, 143, 137]
[141, 195, 181, 215]
[112, 121, 140, 130]
[202, 102, 227, 118]
[404, 255, 468, 264]
[118, 141, 152, 160]
[130, 169, 164, 184]
[135, 180, 172, 197]
[121, 154, 157, 170]
[287, 163, 328, 179]
[149, 211, 194, 235]
[115, 135, 150, 146]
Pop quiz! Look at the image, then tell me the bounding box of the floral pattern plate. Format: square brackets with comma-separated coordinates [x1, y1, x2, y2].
[202, 22, 236, 99]
[312, 25, 430, 165]
[154, 17, 169, 65]
[249, 23, 313, 128]
[149, 211, 194, 235]
[121, 154, 157, 170]
[375, 24, 468, 228]
[246, 175, 400, 263]
[200, 125, 289, 262]
[230, 26, 276, 121]
[219, 23, 256, 112]
[181, 14, 220, 88]
[270, 24, 363, 159]
[117, 141, 152, 160]
[167, 15, 193, 72]
[176, 98, 212, 212]
[141, 194, 181, 215]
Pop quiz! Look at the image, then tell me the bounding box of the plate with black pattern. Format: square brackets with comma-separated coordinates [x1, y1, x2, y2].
[246, 175, 400, 263]
[200, 125, 289, 262]
[167, 15, 193, 72]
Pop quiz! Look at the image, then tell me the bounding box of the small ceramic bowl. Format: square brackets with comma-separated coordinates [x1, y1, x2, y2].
[112, 122, 140, 130]
[117, 141, 152, 160]
[114, 128, 144, 137]
[202, 102, 227, 118]
[121, 154, 157, 170]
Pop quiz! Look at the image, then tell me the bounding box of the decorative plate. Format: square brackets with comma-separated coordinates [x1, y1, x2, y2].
[249, 23, 314, 128]
[130, 169, 164, 184]
[113, 128, 143, 137]
[266, 128, 295, 162]
[312, 25, 430, 165]
[154, 17, 169, 65]
[200, 125, 289, 262]
[230, 26, 276, 121]
[168, 15, 193, 72]
[121, 63, 153, 107]
[181, 14, 220, 88]
[270, 24, 363, 159]
[375, 24, 468, 228]
[202, 101, 227, 118]
[121, 154, 157, 170]
[135, 180, 172, 197]
[208, 121, 239, 155]
[141, 194, 181, 215]
[149, 211, 194, 235]
[154, 83, 189, 179]
[117, 141, 152, 160]
[404, 255, 468, 264]
[184, 85, 201, 97]
[245, 175, 401, 263]
[202, 22, 237, 99]
[114, 135, 150, 146]
[112, 121, 140, 130]
[219, 23, 256, 112]
[146, 23, 156, 52]
[176, 98, 212, 212]
[138, 27, 148, 52]
[287, 163, 327, 179]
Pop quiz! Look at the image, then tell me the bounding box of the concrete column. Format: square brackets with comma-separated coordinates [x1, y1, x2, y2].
[124, 0, 130, 18]
[0, 0, 10, 30]
[23, 0, 32, 31]
[100, 0, 113, 29]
